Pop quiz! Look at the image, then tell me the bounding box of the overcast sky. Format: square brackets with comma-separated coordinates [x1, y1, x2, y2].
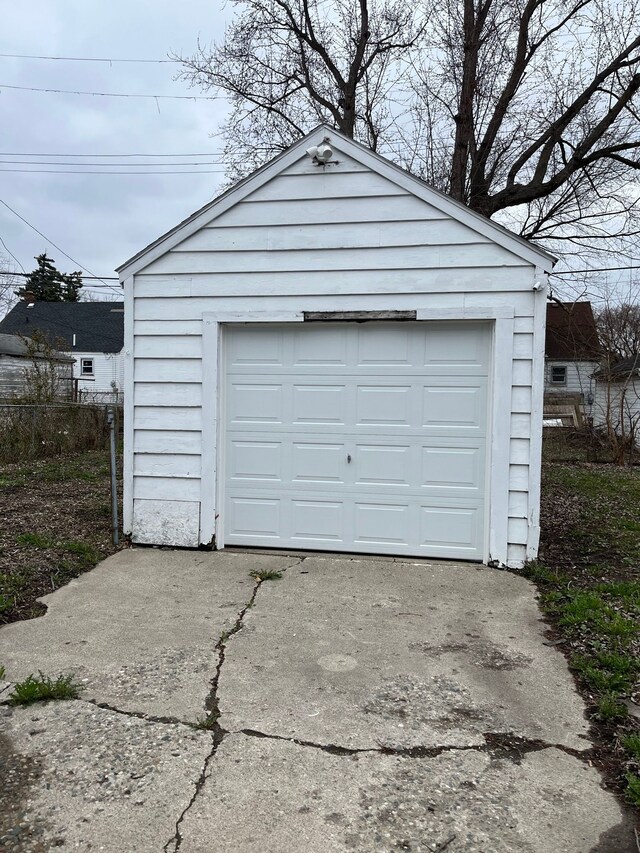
[0, 1, 232, 298]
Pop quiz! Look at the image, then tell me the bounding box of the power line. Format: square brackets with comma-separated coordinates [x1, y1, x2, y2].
[0, 159, 226, 167]
[0, 198, 122, 294]
[552, 265, 640, 275]
[0, 271, 119, 281]
[0, 236, 26, 273]
[0, 83, 221, 100]
[0, 151, 227, 157]
[0, 52, 177, 64]
[0, 168, 225, 175]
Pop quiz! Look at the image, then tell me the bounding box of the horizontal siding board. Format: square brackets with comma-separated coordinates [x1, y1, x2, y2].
[175, 219, 491, 253]
[144, 243, 524, 275]
[508, 517, 529, 545]
[134, 429, 202, 454]
[134, 406, 202, 431]
[134, 320, 202, 336]
[511, 413, 531, 438]
[135, 336, 202, 358]
[134, 269, 533, 310]
[512, 385, 532, 413]
[509, 438, 530, 465]
[514, 316, 534, 333]
[509, 464, 529, 490]
[214, 195, 449, 228]
[507, 543, 527, 566]
[513, 359, 533, 385]
[246, 171, 406, 202]
[508, 490, 528, 516]
[133, 476, 201, 501]
[134, 358, 201, 383]
[513, 333, 534, 359]
[134, 453, 201, 478]
[135, 382, 202, 406]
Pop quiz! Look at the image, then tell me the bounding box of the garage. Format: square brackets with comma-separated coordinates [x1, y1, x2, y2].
[223, 321, 489, 559]
[117, 123, 554, 567]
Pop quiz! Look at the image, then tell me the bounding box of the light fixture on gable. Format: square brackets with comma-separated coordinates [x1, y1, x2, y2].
[306, 139, 334, 165]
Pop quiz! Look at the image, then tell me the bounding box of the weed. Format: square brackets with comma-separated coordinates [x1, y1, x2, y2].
[0, 665, 5, 680]
[16, 532, 57, 549]
[9, 672, 81, 706]
[596, 693, 628, 721]
[572, 654, 636, 693]
[622, 733, 640, 762]
[63, 541, 101, 563]
[250, 569, 283, 582]
[195, 710, 220, 730]
[625, 773, 640, 807]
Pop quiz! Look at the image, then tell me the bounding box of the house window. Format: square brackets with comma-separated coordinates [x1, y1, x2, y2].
[81, 358, 94, 376]
[551, 365, 567, 385]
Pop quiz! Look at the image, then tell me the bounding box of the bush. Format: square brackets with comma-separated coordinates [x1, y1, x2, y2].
[0, 404, 111, 462]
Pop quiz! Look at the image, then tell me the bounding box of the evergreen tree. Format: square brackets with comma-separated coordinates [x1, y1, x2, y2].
[15, 253, 83, 302]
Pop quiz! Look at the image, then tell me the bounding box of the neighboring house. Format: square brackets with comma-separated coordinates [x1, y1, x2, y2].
[117, 124, 555, 568]
[544, 301, 601, 401]
[0, 301, 124, 403]
[0, 333, 74, 399]
[592, 355, 640, 440]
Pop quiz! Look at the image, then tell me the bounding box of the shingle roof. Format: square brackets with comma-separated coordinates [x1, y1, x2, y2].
[546, 302, 600, 360]
[0, 333, 74, 361]
[0, 301, 124, 353]
[593, 354, 640, 381]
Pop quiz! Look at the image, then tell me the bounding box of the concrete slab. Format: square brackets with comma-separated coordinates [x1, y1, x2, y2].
[0, 701, 212, 853]
[0, 548, 296, 721]
[219, 557, 591, 750]
[177, 733, 632, 853]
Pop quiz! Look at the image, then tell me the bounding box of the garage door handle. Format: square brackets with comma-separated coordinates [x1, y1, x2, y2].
[347, 454, 352, 463]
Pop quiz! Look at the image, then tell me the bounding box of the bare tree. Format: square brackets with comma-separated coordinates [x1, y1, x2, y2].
[179, 0, 640, 248]
[0, 252, 20, 318]
[594, 290, 640, 359]
[176, 0, 426, 180]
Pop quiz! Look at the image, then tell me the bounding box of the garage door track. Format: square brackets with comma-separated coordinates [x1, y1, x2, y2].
[0, 550, 635, 852]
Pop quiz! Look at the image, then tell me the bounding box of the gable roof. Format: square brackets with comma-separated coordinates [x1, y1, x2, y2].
[0, 333, 74, 362]
[545, 302, 600, 360]
[117, 124, 556, 278]
[0, 301, 124, 353]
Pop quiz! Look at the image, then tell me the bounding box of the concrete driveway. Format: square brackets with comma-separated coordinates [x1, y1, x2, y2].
[0, 549, 634, 852]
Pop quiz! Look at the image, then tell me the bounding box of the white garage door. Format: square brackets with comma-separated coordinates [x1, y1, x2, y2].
[223, 322, 490, 560]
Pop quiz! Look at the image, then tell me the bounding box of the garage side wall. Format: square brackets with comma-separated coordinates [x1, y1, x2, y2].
[124, 148, 545, 566]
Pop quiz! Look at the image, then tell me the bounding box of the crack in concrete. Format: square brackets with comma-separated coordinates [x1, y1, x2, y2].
[163, 557, 304, 853]
[81, 698, 195, 729]
[237, 726, 592, 764]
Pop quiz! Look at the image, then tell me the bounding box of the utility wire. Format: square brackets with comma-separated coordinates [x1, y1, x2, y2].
[552, 266, 640, 275]
[0, 159, 226, 167]
[0, 151, 226, 157]
[0, 236, 26, 272]
[0, 83, 222, 100]
[0, 52, 177, 63]
[0, 271, 120, 281]
[0, 168, 225, 174]
[0, 198, 122, 294]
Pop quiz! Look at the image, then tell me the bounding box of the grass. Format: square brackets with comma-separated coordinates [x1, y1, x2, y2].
[8, 671, 81, 706]
[528, 460, 640, 808]
[195, 710, 221, 730]
[249, 569, 283, 582]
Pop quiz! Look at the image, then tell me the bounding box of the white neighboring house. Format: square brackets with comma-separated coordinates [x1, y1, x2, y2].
[117, 124, 556, 568]
[544, 302, 601, 403]
[0, 300, 124, 403]
[592, 356, 640, 441]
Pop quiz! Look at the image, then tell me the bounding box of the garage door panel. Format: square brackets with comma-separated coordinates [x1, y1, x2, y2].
[228, 497, 280, 538]
[292, 325, 348, 365]
[228, 440, 282, 482]
[354, 502, 411, 545]
[422, 446, 483, 491]
[422, 385, 486, 430]
[420, 506, 481, 551]
[356, 325, 411, 365]
[224, 322, 490, 559]
[292, 442, 345, 484]
[290, 500, 344, 542]
[354, 444, 412, 486]
[227, 326, 284, 366]
[292, 384, 347, 424]
[229, 383, 283, 424]
[356, 386, 412, 425]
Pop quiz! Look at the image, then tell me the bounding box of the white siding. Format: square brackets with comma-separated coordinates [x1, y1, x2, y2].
[123, 133, 548, 566]
[592, 379, 640, 433]
[544, 360, 598, 397]
[73, 350, 125, 402]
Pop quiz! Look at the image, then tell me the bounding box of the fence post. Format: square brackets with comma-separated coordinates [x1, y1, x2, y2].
[106, 406, 119, 546]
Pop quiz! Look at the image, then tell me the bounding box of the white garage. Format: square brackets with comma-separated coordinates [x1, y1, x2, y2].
[117, 124, 554, 568]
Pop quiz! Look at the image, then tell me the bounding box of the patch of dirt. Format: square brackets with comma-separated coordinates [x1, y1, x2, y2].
[0, 451, 123, 624]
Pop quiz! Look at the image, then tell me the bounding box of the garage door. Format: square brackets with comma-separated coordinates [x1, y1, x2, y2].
[223, 322, 490, 559]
